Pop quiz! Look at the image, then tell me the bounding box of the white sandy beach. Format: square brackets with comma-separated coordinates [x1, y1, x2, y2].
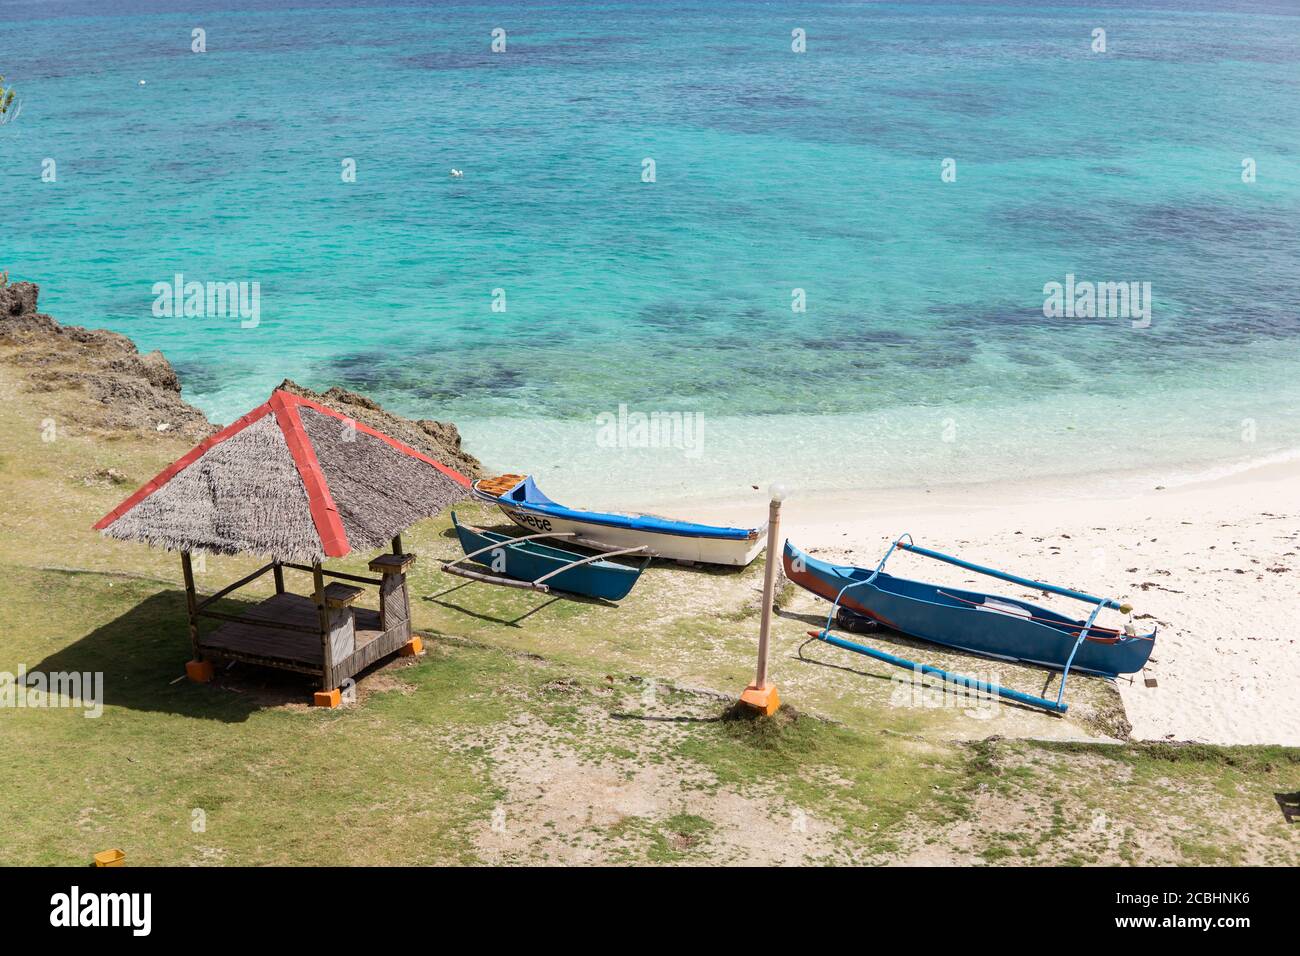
[648, 457, 1300, 747]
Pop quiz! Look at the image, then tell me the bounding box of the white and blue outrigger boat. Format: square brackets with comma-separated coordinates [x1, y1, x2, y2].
[471, 474, 766, 567]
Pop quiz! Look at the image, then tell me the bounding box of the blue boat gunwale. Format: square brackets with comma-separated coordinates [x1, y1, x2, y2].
[474, 476, 763, 542]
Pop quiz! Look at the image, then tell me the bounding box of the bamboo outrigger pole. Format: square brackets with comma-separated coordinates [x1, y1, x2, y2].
[739, 483, 787, 716]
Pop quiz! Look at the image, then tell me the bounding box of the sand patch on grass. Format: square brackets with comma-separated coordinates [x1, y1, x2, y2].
[465, 695, 842, 865]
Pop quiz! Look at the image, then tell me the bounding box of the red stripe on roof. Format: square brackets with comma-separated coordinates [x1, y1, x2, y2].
[285, 390, 473, 488]
[93, 402, 276, 531]
[270, 390, 350, 558]
[94, 387, 469, 555]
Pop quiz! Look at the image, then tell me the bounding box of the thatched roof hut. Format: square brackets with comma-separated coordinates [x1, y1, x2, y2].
[95, 388, 471, 562]
[93, 389, 473, 703]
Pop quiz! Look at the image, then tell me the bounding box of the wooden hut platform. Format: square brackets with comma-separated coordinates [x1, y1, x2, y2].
[199, 592, 384, 677]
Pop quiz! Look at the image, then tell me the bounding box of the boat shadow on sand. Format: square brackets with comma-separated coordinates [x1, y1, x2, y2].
[775, 606, 1069, 716]
[421, 579, 618, 627]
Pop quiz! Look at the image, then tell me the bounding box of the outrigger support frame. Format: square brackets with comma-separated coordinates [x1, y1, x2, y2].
[896, 540, 1131, 613]
[441, 523, 647, 595]
[450, 530, 577, 564]
[809, 629, 1069, 713]
[811, 533, 1131, 715]
[531, 545, 648, 585]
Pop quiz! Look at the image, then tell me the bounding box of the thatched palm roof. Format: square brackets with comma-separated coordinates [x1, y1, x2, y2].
[95, 389, 471, 561]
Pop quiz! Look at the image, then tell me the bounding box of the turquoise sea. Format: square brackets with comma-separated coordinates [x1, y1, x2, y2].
[3, 1, 1299, 502]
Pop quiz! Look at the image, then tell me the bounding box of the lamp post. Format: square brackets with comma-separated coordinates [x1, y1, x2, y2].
[739, 482, 786, 716]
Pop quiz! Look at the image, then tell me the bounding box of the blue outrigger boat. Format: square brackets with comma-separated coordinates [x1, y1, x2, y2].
[444, 512, 650, 601]
[784, 535, 1157, 713]
[471, 474, 765, 567]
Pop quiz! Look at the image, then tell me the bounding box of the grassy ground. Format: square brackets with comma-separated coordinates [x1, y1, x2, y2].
[1, 361, 1296, 865]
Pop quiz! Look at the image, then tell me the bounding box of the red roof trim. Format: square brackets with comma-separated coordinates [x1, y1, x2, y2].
[269, 390, 350, 558]
[94, 387, 470, 555]
[285, 391, 473, 488]
[93, 402, 276, 532]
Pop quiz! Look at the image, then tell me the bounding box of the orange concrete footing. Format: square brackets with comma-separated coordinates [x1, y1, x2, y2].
[185, 659, 214, 683]
[399, 636, 424, 656]
[313, 688, 341, 708]
[738, 683, 781, 716]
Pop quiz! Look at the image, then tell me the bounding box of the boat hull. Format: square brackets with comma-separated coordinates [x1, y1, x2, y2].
[495, 505, 763, 566]
[472, 477, 765, 567]
[783, 541, 1155, 677]
[451, 515, 644, 601]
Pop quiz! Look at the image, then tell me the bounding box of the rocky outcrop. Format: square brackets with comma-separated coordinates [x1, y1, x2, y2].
[0, 279, 40, 320]
[276, 379, 482, 479]
[0, 278, 213, 440]
[0, 276, 483, 477]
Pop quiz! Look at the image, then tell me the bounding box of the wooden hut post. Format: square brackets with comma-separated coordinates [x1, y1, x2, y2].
[272, 560, 285, 594]
[391, 535, 408, 637]
[369, 551, 418, 655]
[180, 551, 199, 655]
[312, 562, 338, 703]
[180, 551, 212, 683]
